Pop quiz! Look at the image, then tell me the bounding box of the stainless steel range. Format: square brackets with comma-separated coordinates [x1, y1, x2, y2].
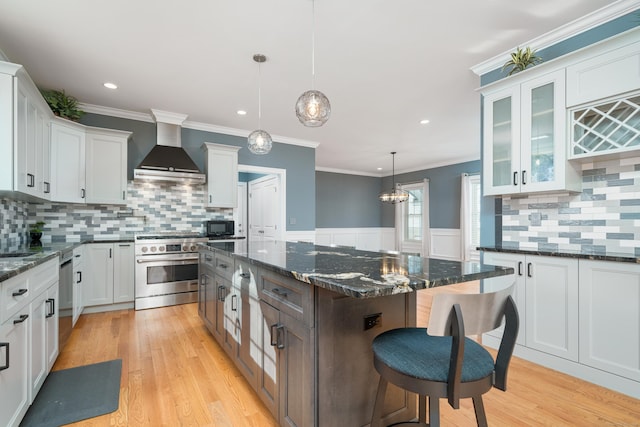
[134, 232, 207, 310]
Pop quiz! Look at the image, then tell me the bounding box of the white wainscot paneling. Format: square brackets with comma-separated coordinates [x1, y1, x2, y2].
[313, 228, 394, 252]
[286, 230, 316, 243]
[430, 228, 461, 261]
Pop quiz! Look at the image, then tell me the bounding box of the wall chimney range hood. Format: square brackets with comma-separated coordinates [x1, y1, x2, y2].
[134, 110, 206, 184]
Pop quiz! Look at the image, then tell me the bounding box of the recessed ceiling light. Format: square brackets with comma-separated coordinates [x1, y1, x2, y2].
[103, 82, 118, 89]
[377, 167, 383, 171]
[237, 110, 247, 116]
[420, 119, 430, 124]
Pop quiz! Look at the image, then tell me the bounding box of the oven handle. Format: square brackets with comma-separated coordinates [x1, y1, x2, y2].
[136, 256, 199, 263]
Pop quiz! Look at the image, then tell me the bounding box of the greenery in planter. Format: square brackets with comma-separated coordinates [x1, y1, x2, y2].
[29, 221, 46, 233]
[502, 46, 543, 76]
[40, 88, 85, 121]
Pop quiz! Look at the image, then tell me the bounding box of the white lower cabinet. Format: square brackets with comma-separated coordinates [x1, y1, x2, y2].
[85, 243, 134, 308]
[483, 252, 578, 360]
[579, 260, 640, 381]
[72, 245, 84, 326]
[0, 258, 59, 427]
[483, 251, 640, 398]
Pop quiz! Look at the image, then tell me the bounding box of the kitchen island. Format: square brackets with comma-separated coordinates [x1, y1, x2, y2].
[198, 240, 513, 427]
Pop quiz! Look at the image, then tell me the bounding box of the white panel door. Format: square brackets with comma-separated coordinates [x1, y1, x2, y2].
[249, 175, 282, 242]
[84, 243, 114, 306]
[482, 252, 525, 345]
[113, 243, 134, 303]
[525, 256, 579, 361]
[50, 120, 85, 203]
[85, 129, 128, 205]
[579, 260, 640, 381]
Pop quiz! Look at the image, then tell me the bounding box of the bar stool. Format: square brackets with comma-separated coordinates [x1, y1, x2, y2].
[370, 283, 519, 427]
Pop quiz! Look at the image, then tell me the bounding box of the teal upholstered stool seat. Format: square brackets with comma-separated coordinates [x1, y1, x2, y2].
[370, 284, 519, 427]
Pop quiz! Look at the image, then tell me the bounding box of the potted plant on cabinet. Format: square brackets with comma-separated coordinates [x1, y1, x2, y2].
[40, 88, 85, 121]
[502, 46, 543, 76]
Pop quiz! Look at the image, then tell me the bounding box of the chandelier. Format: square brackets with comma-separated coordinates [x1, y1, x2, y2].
[379, 152, 409, 204]
[248, 54, 273, 155]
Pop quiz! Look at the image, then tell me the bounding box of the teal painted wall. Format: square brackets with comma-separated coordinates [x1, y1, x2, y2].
[380, 160, 481, 229]
[80, 113, 316, 231]
[315, 160, 480, 229]
[315, 171, 382, 228]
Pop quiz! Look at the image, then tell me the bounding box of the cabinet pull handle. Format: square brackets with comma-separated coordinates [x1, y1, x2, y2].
[200, 274, 206, 285]
[205, 255, 213, 261]
[13, 314, 29, 324]
[218, 285, 226, 301]
[231, 294, 237, 311]
[270, 324, 278, 347]
[44, 181, 50, 193]
[513, 171, 518, 186]
[276, 325, 285, 349]
[27, 173, 35, 187]
[522, 170, 527, 185]
[218, 263, 228, 269]
[12, 288, 28, 297]
[123, 190, 126, 200]
[272, 288, 288, 297]
[46, 298, 56, 318]
[0, 342, 8, 371]
[209, 195, 212, 203]
[109, 248, 112, 258]
[75, 254, 81, 258]
[527, 262, 532, 278]
[517, 261, 523, 276]
[119, 244, 130, 247]
[77, 271, 82, 284]
[81, 188, 86, 198]
[240, 273, 250, 279]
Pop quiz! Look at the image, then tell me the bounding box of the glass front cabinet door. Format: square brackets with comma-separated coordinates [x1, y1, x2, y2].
[483, 69, 580, 196]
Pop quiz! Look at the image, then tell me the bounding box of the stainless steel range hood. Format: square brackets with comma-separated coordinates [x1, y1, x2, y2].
[134, 110, 206, 184]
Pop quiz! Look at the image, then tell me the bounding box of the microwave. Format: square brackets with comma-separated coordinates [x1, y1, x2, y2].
[205, 220, 235, 237]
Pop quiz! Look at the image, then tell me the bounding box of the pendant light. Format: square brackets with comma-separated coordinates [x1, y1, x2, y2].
[248, 54, 273, 155]
[295, 0, 331, 127]
[379, 152, 409, 204]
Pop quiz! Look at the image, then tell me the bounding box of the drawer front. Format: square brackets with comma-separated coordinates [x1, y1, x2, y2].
[215, 253, 234, 281]
[30, 259, 59, 296]
[1, 274, 30, 324]
[72, 246, 84, 268]
[259, 269, 313, 326]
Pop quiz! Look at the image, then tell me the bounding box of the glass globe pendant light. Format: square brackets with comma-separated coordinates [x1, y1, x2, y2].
[248, 54, 273, 155]
[295, 0, 330, 127]
[379, 152, 409, 204]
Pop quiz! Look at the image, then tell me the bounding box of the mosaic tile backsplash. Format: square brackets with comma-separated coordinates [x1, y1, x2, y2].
[1, 181, 232, 244]
[501, 156, 640, 256]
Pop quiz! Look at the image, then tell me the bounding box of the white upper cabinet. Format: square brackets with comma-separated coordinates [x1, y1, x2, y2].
[50, 118, 86, 203]
[203, 142, 240, 208]
[566, 39, 640, 108]
[50, 119, 130, 205]
[85, 127, 130, 205]
[0, 61, 53, 201]
[483, 69, 581, 196]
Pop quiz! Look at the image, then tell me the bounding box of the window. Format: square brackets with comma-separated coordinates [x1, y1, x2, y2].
[397, 180, 429, 256]
[461, 174, 481, 261]
[404, 186, 423, 241]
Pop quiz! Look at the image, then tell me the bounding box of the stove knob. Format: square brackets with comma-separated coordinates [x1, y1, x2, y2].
[141, 246, 148, 253]
[183, 245, 188, 251]
[159, 246, 165, 252]
[190, 245, 197, 251]
[150, 246, 157, 252]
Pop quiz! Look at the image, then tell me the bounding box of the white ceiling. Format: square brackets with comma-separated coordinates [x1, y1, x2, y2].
[0, 0, 627, 176]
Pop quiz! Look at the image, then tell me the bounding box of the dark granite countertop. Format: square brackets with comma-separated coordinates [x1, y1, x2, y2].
[478, 246, 640, 264]
[200, 240, 515, 298]
[0, 236, 135, 282]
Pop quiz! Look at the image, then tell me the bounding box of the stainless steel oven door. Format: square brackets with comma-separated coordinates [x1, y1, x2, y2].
[135, 253, 199, 298]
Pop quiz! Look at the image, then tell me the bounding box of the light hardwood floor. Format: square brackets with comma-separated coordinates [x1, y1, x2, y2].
[54, 285, 640, 426]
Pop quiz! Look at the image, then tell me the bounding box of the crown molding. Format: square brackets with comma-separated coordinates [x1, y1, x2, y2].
[470, 0, 639, 76]
[183, 120, 320, 148]
[151, 109, 188, 125]
[316, 154, 481, 178]
[79, 103, 155, 122]
[315, 166, 382, 177]
[79, 102, 320, 148]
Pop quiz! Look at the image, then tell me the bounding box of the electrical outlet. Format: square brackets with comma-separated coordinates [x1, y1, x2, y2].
[364, 313, 382, 331]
